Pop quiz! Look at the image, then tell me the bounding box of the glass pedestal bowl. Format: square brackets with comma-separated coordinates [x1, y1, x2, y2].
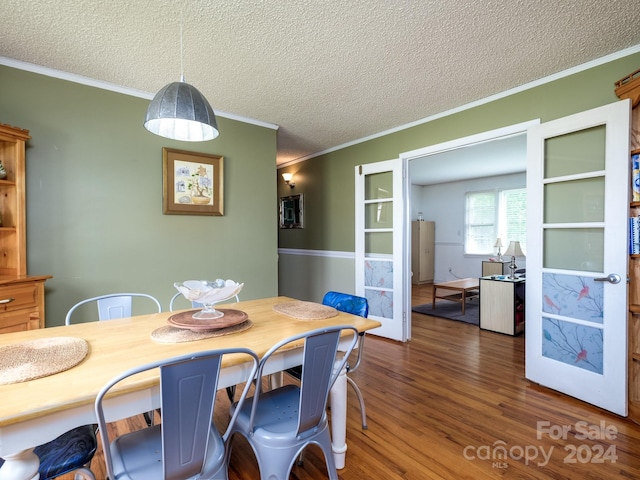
[174, 280, 244, 320]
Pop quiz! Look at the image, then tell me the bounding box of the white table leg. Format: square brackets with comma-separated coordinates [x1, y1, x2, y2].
[329, 363, 348, 469]
[269, 371, 284, 389]
[0, 449, 39, 480]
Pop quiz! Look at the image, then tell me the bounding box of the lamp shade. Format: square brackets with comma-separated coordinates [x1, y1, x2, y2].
[504, 241, 525, 257]
[144, 81, 219, 142]
[494, 238, 503, 248]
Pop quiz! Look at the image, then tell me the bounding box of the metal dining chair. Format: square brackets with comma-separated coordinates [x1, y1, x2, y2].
[65, 292, 162, 426]
[0, 425, 97, 480]
[95, 348, 259, 480]
[169, 286, 240, 403]
[286, 291, 370, 429]
[227, 325, 359, 480]
[65, 293, 162, 325]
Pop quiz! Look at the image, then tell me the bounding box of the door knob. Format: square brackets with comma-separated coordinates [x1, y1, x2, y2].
[594, 273, 621, 284]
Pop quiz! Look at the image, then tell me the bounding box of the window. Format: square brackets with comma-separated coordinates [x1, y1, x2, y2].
[465, 188, 526, 255]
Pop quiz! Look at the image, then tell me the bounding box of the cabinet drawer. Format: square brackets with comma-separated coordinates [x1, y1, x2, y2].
[0, 283, 38, 312]
[0, 309, 40, 332]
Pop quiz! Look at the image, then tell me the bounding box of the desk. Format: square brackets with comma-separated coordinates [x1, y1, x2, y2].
[432, 278, 480, 315]
[479, 276, 525, 335]
[0, 296, 380, 480]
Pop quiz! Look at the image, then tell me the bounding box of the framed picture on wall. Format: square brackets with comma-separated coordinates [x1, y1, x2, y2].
[162, 148, 224, 216]
[279, 194, 303, 228]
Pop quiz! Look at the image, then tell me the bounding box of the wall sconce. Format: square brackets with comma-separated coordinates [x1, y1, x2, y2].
[282, 172, 295, 188]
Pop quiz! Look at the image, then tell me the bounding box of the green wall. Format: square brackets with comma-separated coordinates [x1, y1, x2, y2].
[278, 49, 640, 302]
[279, 51, 640, 253]
[0, 66, 279, 326]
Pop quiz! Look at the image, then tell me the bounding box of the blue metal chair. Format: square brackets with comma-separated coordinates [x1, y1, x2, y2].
[321, 291, 369, 429]
[228, 325, 359, 480]
[286, 291, 370, 430]
[0, 425, 97, 479]
[94, 348, 259, 480]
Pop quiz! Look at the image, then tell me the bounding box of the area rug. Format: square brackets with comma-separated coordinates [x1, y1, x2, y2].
[412, 297, 479, 326]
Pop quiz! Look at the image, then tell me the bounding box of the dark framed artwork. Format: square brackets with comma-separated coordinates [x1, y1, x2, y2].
[279, 194, 304, 228]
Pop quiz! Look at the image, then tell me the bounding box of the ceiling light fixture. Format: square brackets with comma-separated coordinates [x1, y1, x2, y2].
[144, 12, 218, 142]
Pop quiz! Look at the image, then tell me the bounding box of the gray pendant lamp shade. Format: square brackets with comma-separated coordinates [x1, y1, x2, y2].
[144, 81, 219, 142]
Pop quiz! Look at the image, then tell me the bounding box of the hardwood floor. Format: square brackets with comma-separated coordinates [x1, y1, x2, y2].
[67, 284, 640, 479]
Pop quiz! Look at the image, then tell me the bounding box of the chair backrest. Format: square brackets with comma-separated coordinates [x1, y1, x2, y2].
[169, 291, 239, 311]
[65, 293, 162, 325]
[250, 325, 358, 436]
[322, 291, 369, 318]
[95, 348, 258, 480]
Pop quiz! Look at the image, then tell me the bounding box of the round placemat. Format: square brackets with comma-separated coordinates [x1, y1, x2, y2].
[0, 337, 89, 385]
[168, 309, 248, 330]
[272, 301, 338, 320]
[151, 319, 254, 343]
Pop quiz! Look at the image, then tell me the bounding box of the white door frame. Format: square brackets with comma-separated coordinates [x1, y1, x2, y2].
[399, 120, 541, 324]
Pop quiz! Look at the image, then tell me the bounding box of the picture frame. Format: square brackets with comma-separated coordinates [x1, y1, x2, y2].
[279, 194, 304, 228]
[162, 147, 224, 216]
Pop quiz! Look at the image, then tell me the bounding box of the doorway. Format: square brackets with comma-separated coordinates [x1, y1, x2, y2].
[400, 120, 539, 326]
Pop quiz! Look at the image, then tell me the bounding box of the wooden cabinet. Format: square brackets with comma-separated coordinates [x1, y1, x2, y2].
[0, 124, 50, 332]
[0, 276, 49, 332]
[482, 260, 509, 276]
[411, 221, 435, 284]
[616, 71, 640, 424]
[479, 277, 525, 335]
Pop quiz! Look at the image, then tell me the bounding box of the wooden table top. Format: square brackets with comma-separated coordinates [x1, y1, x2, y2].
[433, 278, 479, 290]
[0, 296, 380, 427]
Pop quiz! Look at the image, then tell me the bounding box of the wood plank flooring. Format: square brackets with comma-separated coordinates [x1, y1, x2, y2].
[64, 284, 640, 479]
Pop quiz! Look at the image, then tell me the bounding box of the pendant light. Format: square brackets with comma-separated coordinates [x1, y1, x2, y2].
[144, 13, 219, 142]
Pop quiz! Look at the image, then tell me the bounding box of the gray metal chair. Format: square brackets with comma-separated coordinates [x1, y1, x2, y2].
[286, 291, 369, 429]
[65, 293, 162, 325]
[65, 293, 162, 426]
[95, 348, 259, 480]
[227, 325, 358, 480]
[169, 288, 240, 403]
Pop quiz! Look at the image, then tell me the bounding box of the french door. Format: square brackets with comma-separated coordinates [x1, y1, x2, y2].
[526, 99, 631, 415]
[354, 159, 408, 341]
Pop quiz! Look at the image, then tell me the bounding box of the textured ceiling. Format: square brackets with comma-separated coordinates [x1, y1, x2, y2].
[2, 1, 640, 165]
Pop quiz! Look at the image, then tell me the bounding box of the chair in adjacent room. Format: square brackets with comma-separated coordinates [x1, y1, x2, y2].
[0, 425, 97, 480]
[286, 291, 370, 430]
[227, 325, 359, 480]
[94, 348, 259, 480]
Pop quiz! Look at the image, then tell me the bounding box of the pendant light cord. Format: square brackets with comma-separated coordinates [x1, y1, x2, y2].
[180, 7, 185, 82]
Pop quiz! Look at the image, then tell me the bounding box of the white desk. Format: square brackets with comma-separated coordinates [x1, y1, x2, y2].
[0, 296, 380, 479]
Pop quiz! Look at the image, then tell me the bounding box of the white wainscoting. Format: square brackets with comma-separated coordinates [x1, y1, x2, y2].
[278, 249, 355, 302]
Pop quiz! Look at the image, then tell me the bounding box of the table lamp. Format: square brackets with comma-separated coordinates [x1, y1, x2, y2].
[494, 238, 503, 260]
[503, 241, 525, 279]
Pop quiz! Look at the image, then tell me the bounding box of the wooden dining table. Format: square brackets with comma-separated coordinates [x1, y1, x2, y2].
[0, 296, 380, 480]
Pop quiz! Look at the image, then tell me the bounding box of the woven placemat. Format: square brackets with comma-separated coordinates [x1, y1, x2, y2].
[273, 301, 338, 320]
[151, 319, 254, 343]
[0, 337, 89, 386]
